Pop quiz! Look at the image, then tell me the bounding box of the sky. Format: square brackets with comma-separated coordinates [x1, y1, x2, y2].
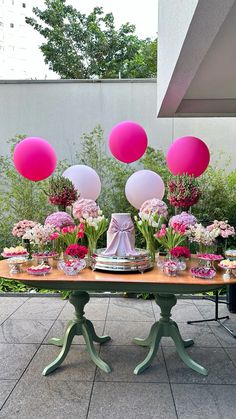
[69, 0, 158, 39]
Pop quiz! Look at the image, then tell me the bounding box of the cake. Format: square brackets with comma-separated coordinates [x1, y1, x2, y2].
[2, 246, 28, 257]
[102, 213, 139, 257]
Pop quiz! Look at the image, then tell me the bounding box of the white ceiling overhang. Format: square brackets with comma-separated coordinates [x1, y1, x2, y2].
[157, 0, 236, 117]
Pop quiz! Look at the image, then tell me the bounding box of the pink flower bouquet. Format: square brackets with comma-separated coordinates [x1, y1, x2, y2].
[12, 220, 37, 238]
[45, 212, 74, 229]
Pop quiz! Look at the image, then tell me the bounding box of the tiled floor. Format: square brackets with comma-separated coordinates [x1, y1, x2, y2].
[0, 295, 236, 418]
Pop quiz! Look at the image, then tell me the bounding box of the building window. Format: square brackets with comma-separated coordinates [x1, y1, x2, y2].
[22, 2, 26, 7]
[10, 23, 14, 28]
[12, 0, 14, 5]
[0, 22, 3, 27]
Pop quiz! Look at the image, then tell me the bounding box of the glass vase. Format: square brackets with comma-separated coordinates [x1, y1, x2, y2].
[146, 239, 156, 264]
[22, 238, 32, 259]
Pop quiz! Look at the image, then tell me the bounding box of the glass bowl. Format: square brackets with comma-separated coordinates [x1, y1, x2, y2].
[61, 259, 86, 276]
[190, 267, 216, 279]
[27, 265, 52, 276]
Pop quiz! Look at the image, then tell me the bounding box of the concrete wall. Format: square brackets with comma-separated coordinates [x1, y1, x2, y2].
[0, 79, 235, 168]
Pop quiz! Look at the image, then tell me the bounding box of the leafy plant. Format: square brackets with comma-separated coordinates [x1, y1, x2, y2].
[26, 1, 157, 79]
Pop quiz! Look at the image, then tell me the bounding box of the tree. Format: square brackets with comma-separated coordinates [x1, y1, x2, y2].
[26, 0, 157, 79]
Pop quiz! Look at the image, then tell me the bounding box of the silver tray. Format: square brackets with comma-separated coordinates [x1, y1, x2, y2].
[91, 248, 153, 273]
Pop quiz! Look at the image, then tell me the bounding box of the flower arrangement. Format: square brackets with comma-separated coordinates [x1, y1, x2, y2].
[135, 199, 168, 262]
[22, 223, 54, 249]
[82, 215, 108, 256]
[168, 174, 201, 209]
[170, 246, 190, 259]
[73, 198, 100, 220]
[169, 212, 197, 229]
[45, 212, 74, 229]
[48, 176, 78, 210]
[154, 222, 186, 252]
[50, 224, 85, 248]
[206, 220, 235, 239]
[12, 220, 37, 238]
[73, 198, 107, 256]
[186, 223, 219, 249]
[65, 244, 88, 259]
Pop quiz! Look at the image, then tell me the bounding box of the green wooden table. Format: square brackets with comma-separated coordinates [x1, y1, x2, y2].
[1, 260, 234, 377]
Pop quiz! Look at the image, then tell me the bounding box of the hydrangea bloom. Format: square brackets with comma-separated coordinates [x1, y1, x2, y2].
[45, 212, 74, 229]
[169, 212, 197, 229]
[73, 198, 100, 220]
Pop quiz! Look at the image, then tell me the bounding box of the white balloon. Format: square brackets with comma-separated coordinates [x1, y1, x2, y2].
[125, 170, 165, 209]
[63, 165, 101, 200]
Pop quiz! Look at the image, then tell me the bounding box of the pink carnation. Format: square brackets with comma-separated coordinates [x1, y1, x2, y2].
[73, 198, 100, 220]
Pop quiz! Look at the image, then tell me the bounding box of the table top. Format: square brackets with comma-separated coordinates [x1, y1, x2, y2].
[0, 259, 236, 287]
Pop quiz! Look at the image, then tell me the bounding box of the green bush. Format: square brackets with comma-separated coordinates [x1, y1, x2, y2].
[1, 127, 236, 293]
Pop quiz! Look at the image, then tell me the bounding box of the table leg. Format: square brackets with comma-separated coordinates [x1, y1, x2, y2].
[133, 293, 208, 376]
[43, 291, 111, 376]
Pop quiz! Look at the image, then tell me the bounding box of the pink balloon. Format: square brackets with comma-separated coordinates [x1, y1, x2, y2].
[13, 137, 57, 181]
[109, 121, 148, 163]
[62, 165, 101, 200]
[125, 170, 165, 209]
[166, 136, 210, 177]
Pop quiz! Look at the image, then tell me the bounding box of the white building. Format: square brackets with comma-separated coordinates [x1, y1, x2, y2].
[0, 0, 56, 79]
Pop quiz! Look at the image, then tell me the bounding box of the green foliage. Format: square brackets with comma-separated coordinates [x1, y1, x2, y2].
[193, 158, 236, 247]
[26, 0, 157, 79]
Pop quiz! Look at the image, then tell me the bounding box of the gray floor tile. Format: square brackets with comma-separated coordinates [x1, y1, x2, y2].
[193, 297, 226, 306]
[197, 304, 232, 321]
[59, 300, 108, 320]
[104, 321, 154, 346]
[22, 344, 97, 381]
[0, 378, 92, 419]
[224, 348, 236, 367]
[210, 322, 236, 347]
[88, 382, 177, 419]
[107, 298, 155, 322]
[0, 343, 38, 379]
[172, 383, 236, 419]
[161, 323, 221, 347]
[95, 345, 168, 383]
[10, 297, 66, 320]
[163, 346, 236, 384]
[153, 301, 204, 323]
[0, 319, 54, 344]
[89, 297, 110, 304]
[0, 380, 17, 410]
[43, 319, 105, 344]
[0, 297, 28, 324]
[176, 298, 195, 304]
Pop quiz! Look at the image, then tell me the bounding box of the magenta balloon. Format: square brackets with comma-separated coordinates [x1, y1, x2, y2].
[125, 170, 165, 209]
[166, 136, 210, 177]
[13, 137, 57, 181]
[109, 121, 148, 163]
